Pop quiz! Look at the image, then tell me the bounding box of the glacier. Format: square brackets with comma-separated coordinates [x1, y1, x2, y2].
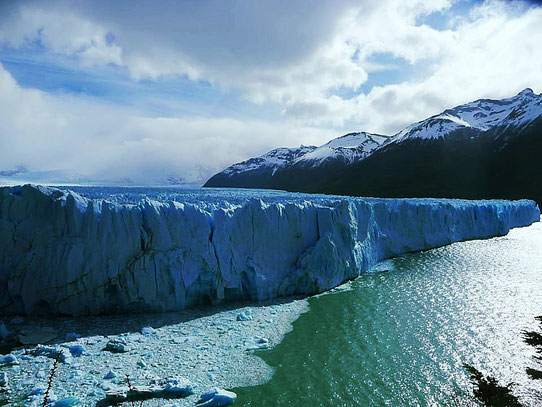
[0, 184, 539, 316]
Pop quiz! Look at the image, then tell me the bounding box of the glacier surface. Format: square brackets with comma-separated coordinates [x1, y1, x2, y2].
[0, 184, 539, 316]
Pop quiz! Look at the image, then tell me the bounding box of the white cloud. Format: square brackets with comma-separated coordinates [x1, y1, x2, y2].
[283, 0, 542, 134]
[0, 6, 122, 66]
[0, 0, 376, 101]
[0, 64, 336, 184]
[0, 0, 541, 182]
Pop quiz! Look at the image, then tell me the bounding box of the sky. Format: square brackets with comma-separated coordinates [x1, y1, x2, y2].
[0, 0, 541, 185]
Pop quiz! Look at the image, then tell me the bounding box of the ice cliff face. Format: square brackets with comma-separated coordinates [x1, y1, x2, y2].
[0, 185, 539, 316]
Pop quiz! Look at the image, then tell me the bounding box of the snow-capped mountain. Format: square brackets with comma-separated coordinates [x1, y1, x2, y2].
[219, 131, 390, 177]
[205, 88, 542, 205]
[392, 88, 541, 143]
[205, 131, 389, 189]
[295, 132, 390, 165]
[223, 145, 317, 176]
[318, 88, 542, 203]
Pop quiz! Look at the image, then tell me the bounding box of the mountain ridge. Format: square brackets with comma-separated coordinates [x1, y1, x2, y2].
[205, 131, 391, 190]
[204, 89, 542, 204]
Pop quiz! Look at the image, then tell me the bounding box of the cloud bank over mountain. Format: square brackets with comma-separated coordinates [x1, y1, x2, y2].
[0, 0, 541, 184]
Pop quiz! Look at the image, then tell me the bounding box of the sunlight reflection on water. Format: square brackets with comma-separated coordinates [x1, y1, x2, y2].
[235, 221, 542, 406]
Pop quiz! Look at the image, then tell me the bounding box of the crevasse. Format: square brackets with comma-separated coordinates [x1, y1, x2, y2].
[0, 185, 539, 316]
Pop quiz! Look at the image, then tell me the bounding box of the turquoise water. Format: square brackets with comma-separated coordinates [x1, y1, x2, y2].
[235, 221, 542, 406]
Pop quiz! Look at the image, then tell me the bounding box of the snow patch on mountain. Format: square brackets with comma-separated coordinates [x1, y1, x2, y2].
[219, 132, 389, 177]
[222, 146, 317, 176]
[295, 132, 389, 165]
[436, 114, 472, 128]
[393, 88, 542, 142]
[205, 88, 542, 187]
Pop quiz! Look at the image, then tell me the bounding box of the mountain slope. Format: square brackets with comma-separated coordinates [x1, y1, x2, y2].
[294, 132, 389, 165]
[205, 89, 542, 204]
[318, 117, 542, 203]
[204, 132, 389, 189]
[391, 87, 540, 143]
[316, 90, 542, 204]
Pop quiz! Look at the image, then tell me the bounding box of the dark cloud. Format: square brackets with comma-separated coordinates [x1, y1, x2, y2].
[16, 0, 363, 68]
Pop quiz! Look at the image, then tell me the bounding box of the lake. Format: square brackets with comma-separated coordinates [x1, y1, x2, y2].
[235, 220, 542, 406]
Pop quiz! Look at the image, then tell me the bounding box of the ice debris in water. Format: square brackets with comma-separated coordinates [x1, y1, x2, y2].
[0, 354, 19, 366]
[236, 310, 253, 321]
[30, 345, 72, 364]
[68, 370, 82, 380]
[102, 377, 194, 404]
[141, 326, 156, 335]
[104, 337, 131, 353]
[0, 372, 8, 389]
[29, 387, 45, 396]
[68, 344, 85, 357]
[198, 387, 237, 406]
[244, 336, 269, 350]
[27, 389, 56, 404]
[52, 397, 80, 407]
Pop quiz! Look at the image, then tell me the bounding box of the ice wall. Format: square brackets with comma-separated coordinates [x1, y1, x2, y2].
[0, 185, 539, 316]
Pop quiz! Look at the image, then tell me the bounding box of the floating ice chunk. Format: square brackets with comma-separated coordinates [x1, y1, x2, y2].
[198, 388, 237, 406]
[30, 345, 72, 364]
[104, 338, 131, 353]
[52, 397, 80, 407]
[236, 310, 253, 321]
[244, 336, 269, 350]
[141, 326, 156, 335]
[0, 354, 19, 366]
[161, 377, 195, 397]
[29, 389, 56, 404]
[0, 372, 8, 389]
[28, 387, 45, 396]
[102, 377, 194, 405]
[68, 345, 85, 357]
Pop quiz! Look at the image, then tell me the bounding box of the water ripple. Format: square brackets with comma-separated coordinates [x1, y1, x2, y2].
[235, 222, 542, 406]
